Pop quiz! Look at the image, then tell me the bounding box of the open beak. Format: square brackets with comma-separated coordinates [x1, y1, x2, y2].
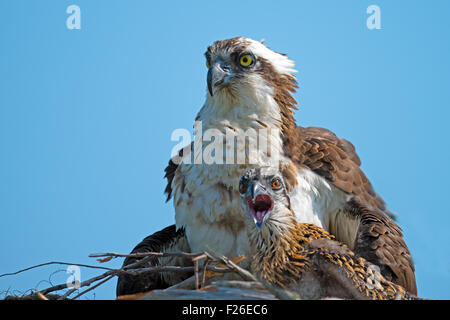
[246, 182, 274, 230]
[207, 61, 231, 96]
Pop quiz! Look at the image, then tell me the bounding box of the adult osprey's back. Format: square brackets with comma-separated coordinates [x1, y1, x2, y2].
[162, 37, 416, 294]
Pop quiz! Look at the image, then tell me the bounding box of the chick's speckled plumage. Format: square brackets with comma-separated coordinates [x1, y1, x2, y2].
[255, 222, 417, 299]
[241, 168, 417, 300]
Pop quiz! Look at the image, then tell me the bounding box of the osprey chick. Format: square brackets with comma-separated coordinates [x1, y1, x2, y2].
[239, 167, 418, 300]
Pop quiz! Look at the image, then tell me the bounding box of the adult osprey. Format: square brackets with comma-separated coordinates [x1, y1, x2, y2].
[116, 37, 417, 296]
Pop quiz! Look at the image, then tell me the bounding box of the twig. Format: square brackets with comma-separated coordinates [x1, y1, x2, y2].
[0, 261, 115, 278]
[57, 286, 78, 300]
[35, 290, 49, 301]
[41, 255, 162, 297]
[216, 254, 300, 300]
[58, 271, 116, 300]
[122, 265, 231, 276]
[217, 255, 257, 282]
[41, 255, 229, 298]
[2, 250, 254, 300]
[194, 260, 199, 290]
[40, 282, 72, 295]
[89, 251, 204, 260]
[70, 275, 115, 300]
[201, 256, 212, 288]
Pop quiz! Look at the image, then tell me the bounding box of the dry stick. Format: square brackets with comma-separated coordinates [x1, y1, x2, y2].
[122, 265, 230, 276]
[92, 250, 209, 292]
[0, 261, 115, 278]
[194, 260, 199, 290]
[89, 252, 204, 260]
[200, 257, 212, 288]
[57, 272, 111, 300]
[43, 256, 154, 298]
[191, 253, 207, 290]
[216, 255, 257, 282]
[160, 254, 231, 291]
[35, 290, 49, 301]
[3, 251, 235, 300]
[40, 282, 71, 295]
[70, 275, 115, 300]
[58, 286, 78, 300]
[47, 260, 230, 298]
[42, 257, 156, 296]
[43, 255, 161, 297]
[57, 271, 116, 300]
[216, 255, 300, 300]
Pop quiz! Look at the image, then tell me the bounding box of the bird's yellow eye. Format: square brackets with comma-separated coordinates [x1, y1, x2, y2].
[239, 54, 253, 67]
[206, 59, 210, 69]
[271, 179, 281, 189]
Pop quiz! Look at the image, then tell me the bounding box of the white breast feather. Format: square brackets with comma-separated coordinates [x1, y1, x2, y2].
[289, 169, 347, 229]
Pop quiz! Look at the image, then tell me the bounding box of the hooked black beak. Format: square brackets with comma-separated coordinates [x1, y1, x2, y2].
[207, 61, 231, 96]
[250, 181, 264, 200]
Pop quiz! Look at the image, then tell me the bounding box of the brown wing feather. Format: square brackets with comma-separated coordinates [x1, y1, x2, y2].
[116, 225, 191, 297]
[164, 159, 178, 202]
[293, 126, 395, 220]
[345, 199, 417, 295]
[284, 126, 417, 294]
[164, 142, 193, 201]
[307, 236, 417, 300]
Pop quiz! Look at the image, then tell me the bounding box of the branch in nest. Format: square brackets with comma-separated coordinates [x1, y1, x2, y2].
[211, 253, 301, 300]
[0, 261, 115, 279]
[89, 251, 204, 261]
[2, 250, 298, 300]
[1, 251, 232, 300]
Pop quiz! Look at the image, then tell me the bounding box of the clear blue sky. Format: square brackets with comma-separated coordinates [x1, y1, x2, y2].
[1, 0, 449, 300]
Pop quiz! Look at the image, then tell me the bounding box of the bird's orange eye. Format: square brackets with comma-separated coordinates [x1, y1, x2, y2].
[239, 54, 253, 67]
[239, 183, 247, 194]
[271, 179, 281, 189]
[206, 59, 210, 68]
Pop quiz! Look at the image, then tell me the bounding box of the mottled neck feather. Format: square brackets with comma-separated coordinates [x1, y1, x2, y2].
[258, 61, 299, 136]
[250, 219, 334, 288]
[257, 65, 301, 165]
